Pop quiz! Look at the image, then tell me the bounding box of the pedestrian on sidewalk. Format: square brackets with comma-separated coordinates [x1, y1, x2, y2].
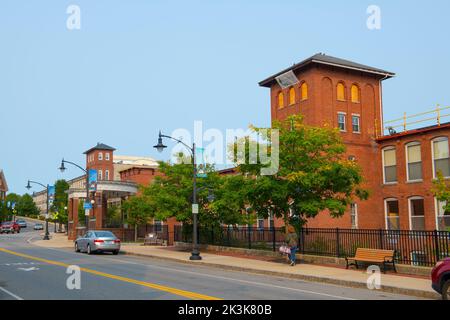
[285, 225, 298, 266]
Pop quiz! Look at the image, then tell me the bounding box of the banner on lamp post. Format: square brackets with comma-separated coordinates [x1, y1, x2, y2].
[88, 169, 97, 191]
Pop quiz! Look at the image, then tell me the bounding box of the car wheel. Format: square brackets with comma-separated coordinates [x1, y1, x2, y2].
[75, 242, 80, 253]
[87, 244, 92, 255]
[442, 280, 450, 300]
[112, 250, 119, 255]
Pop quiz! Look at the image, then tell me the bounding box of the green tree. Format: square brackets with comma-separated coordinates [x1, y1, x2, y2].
[230, 115, 369, 231]
[431, 171, 450, 231]
[16, 194, 39, 217]
[52, 180, 70, 229]
[78, 200, 85, 226]
[122, 193, 154, 242]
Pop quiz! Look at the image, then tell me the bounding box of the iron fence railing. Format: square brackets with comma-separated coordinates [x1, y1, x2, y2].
[174, 226, 450, 267]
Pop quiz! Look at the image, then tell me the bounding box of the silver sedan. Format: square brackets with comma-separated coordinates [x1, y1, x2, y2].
[74, 230, 121, 255]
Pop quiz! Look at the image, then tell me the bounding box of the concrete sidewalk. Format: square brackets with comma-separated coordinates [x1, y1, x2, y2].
[32, 233, 439, 299]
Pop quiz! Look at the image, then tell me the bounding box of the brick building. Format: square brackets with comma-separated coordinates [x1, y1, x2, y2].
[259, 53, 450, 232]
[66, 143, 180, 241]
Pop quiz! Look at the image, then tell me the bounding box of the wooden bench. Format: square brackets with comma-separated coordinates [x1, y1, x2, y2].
[144, 233, 164, 246]
[345, 248, 396, 273]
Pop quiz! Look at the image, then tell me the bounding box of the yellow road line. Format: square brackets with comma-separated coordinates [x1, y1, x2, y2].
[0, 247, 221, 300]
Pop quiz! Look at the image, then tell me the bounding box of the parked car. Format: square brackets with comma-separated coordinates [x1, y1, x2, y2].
[33, 223, 44, 231]
[431, 257, 450, 300]
[74, 230, 120, 255]
[16, 219, 27, 228]
[0, 221, 21, 234]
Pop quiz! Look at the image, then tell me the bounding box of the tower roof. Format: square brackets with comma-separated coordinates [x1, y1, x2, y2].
[83, 143, 116, 154]
[259, 53, 395, 88]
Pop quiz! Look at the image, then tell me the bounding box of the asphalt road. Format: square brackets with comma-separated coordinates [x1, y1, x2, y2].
[0, 219, 425, 300]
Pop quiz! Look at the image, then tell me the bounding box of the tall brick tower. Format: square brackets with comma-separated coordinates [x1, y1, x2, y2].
[84, 143, 116, 181]
[259, 53, 395, 229]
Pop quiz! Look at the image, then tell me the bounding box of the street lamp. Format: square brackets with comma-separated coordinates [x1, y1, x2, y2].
[154, 131, 202, 260]
[59, 158, 90, 231]
[26, 180, 50, 240]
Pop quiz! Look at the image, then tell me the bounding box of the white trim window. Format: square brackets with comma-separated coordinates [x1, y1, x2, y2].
[382, 147, 397, 184]
[337, 113, 346, 132]
[105, 153, 110, 161]
[105, 169, 110, 181]
[409, 197, 425, 231]
[436, 199, 450, 232]
[98, 170, 103, 181]
[350, 203, 358, 229]
[432, 137, 450, 178]
[98, 152, 103, 161]
[351, 115, 360, 133]
[406, 142, 422, 181]
[385, 199, 400, 230]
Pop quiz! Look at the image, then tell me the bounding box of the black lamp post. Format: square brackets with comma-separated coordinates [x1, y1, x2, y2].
[59, 159, 90, 231]
[26, 180, 50, 240]
[154, 131, 202, 260]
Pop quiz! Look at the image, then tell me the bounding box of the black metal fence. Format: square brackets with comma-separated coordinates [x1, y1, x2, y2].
[174, 226, 450, 267]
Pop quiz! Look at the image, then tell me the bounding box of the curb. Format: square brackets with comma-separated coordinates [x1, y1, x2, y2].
[121, 250, 439, 300]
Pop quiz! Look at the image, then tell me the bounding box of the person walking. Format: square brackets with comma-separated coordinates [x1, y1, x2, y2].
[285, 225, 298, 266]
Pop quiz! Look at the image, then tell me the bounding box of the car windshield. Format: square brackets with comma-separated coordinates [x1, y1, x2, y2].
[94, 231, 115, 238]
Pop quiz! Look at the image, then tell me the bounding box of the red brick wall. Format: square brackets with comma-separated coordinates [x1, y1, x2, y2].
[269, 64, 387, 230]
[377, 126, 450, 230]
[86, 149, 114, 181]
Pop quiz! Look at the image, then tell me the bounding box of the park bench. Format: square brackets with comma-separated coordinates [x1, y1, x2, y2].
[345, 248, 396, 273]
[144, 233, 164, 246]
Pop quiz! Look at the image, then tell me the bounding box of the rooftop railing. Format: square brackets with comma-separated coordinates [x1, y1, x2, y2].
[381, 105, 450, 137]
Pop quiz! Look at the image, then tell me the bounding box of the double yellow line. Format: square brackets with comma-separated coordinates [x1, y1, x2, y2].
[0, 247, 221, 300]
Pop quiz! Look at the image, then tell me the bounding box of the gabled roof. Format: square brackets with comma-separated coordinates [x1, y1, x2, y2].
[259, 53, 395, 87]
[83, 143, 116, 154]
[0, 170, 8, 192]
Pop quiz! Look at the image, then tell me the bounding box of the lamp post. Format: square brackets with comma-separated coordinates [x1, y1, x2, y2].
[153, 131, 202, 260]
[26, 180, 50, 240]
[59, 159, 90, 231]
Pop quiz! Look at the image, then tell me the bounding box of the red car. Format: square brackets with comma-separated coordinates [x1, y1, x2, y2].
[0, 221, 21, 234]
[432, 258, 450, 300]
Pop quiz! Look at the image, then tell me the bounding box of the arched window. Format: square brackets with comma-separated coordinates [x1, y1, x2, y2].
[409, 197, 425, 231]
[385, 198, 400, 230]
[289, 87, 296, 105]
[337, 83, 346, 101]
[406, 142, 422, 181]
[351, 84, 360, 103]
[432, 137, 450, 178]
[300, 82, 308, 100]
[382, 146, 397, 183]
[278, 92, 284, 109]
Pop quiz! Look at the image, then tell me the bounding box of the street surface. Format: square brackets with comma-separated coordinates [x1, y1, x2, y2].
[0, 219, 425, 300]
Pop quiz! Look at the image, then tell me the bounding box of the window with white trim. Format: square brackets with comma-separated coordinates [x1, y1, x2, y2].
[352, 115, 360, 133]
[105, 169, 110, 181]
[409, 197, 425, 231]
[385, 199, 400, 230]
[338, 113, 346, 132]
[350, 203, 358, 229]
[432, 137, 450, 178]
[383, 147, 397, 183]
[105, 153, 110, 161]
[98, 170, 103, 181]
[436, 199, 450, 232]
[98, 152, 103, 161]
[406, 142, 422, 181]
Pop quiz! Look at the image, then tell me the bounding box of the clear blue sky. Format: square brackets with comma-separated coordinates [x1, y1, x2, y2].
[1, 0, 450, 194]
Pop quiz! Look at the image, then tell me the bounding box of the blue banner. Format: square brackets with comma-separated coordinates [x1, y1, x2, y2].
[89, 169, 98, 191]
